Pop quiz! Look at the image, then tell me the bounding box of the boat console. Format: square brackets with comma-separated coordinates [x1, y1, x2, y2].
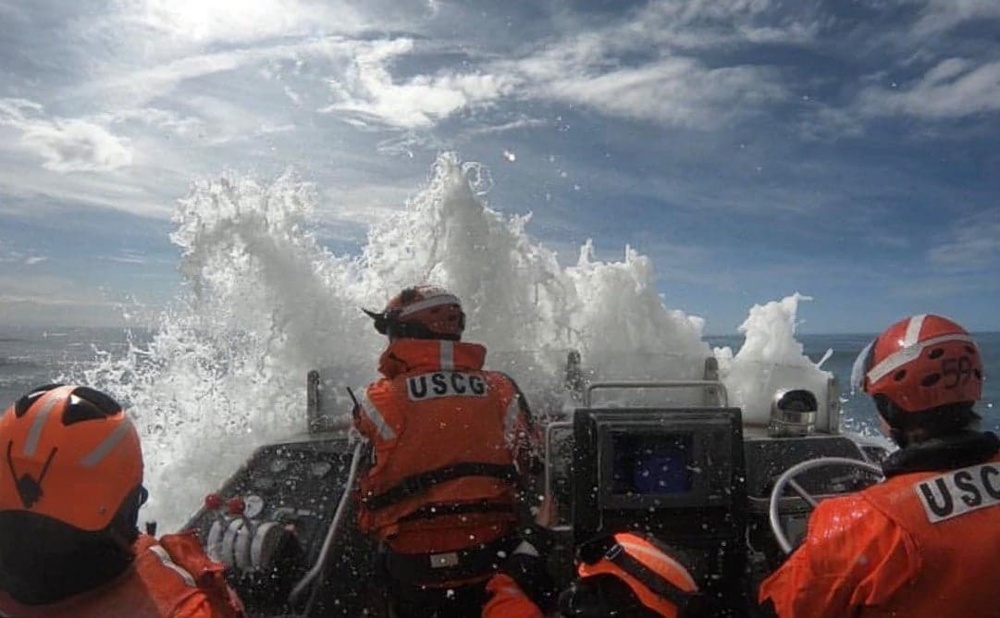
[182, 354, 888, 616]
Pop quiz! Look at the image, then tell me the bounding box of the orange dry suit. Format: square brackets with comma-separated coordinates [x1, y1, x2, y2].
[353, 338, 540, 586]
[0, 532, 245, 618]
[759, 431, 1000, 618]
[482, 573, 544, 618]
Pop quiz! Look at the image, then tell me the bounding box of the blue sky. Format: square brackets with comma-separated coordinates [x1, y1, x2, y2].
[0, 0, 997, 334]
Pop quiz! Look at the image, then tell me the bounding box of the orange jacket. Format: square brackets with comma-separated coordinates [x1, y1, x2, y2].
[353, 338, 538, 554]
[0, 532, 245, 618]
[482, 573, 544, 618]
[759, 453, 1000, 617]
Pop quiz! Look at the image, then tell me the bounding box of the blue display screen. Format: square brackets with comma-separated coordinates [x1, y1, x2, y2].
[611, 432, 694, 496]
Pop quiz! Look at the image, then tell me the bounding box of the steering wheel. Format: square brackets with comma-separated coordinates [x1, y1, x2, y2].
[768, 457, 884, 554]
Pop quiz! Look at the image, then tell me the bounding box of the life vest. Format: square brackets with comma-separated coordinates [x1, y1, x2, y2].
[353, 339, 529, 556]
[0, 532, 245, 618]
[857, 453, 1000, 617]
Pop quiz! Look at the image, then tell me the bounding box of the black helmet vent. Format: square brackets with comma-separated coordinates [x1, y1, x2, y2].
[13, 384, 64, 418]
[62, 387, 122, 426]
[920, 374, 941, 388]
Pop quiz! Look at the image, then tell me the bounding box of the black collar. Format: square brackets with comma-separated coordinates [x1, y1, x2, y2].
[882, 431, 999, 478]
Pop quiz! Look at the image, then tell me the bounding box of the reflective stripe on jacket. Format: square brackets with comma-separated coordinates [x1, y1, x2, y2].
[759, 453, 1000, 617]
[0, 532, 245, 618]
[354, 338, 535, 554]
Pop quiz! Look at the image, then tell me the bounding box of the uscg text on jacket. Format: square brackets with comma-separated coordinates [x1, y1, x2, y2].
[406, 371, 488, 401]
[915, 461, 1000, 523]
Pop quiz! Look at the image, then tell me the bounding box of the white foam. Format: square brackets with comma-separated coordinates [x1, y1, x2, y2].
[80, 153, 831, 531]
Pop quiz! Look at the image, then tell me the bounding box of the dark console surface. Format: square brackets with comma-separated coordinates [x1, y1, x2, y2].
[184, 435, 379, 617]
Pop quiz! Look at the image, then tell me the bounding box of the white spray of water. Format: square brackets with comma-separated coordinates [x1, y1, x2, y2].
[714, 293, 830, 422]
[82, 153, 830, 531]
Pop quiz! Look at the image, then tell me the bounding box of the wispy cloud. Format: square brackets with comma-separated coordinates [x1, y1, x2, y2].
[927, 207, 1000, 272]
[528, 56, 784, 128]
[858, 58, 1000, 119]
[0, 273, 121, 313]
[0, 0, 998, 330]
[0, 241, 47, 266]
[911, 0, 1000, 36]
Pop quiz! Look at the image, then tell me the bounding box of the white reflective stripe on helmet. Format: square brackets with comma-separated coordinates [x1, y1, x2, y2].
[358, 390, 397, 441]
[866, 333, 977, 386]
[23, 394, 60, 457]
[397, 294, 461, 318]
[904, 314, 927, 347]
[79, 418, 135, 467]
[148, 544, 196, 587]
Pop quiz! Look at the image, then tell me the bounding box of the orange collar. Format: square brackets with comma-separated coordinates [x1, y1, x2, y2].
[377, 339, 487, 378]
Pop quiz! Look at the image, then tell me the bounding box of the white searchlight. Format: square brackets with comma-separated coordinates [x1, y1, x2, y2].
[768, 389, 818, 437]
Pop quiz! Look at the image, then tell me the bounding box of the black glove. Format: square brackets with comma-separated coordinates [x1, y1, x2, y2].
[500, 540, 556, 610]
[518, 522, 556, 555]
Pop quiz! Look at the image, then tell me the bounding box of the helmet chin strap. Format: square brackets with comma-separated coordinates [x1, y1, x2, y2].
[6, 441, 58, 509]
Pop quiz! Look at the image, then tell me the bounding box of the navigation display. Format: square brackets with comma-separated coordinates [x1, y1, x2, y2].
[611, 432, 694, 496]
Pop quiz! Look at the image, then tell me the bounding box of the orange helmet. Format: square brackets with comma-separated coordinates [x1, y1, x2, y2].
[563, 532, 699, 617]
[851, 314, 983, 414]
[363, 285, 465, 340]
[0, 384, 143, 532]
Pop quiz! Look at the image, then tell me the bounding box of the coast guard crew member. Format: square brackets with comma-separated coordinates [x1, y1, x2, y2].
[353, 285, 542, 618]
[0, 384, 246, 618]
[760, 314, 1000, 617]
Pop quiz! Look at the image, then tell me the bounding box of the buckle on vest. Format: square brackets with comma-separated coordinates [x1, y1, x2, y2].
[430, 552, 460, 568]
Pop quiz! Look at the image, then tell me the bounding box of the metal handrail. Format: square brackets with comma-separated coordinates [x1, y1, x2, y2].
[584, 380, 729, 408]
[288, 440, 365, 611]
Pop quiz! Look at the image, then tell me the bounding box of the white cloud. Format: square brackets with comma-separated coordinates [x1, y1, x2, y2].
[625, 0, 821, 49]
[0, 99, 133, 172]
[0, 158, 174, 219]
[315, 0, 794, 132]
[531, 56, 783, 128]
[118, 0, 338, 45]
[466, 118, 547, 136]
[110, 107, 204, 137]
[858, 58, 1000, 119]
[21, 120, 133, 173]
[0, 243, 44, 265]
[322, 39, 518, 129]
[911, 0, 1000, 36]
[927, 207, 1000, 272]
